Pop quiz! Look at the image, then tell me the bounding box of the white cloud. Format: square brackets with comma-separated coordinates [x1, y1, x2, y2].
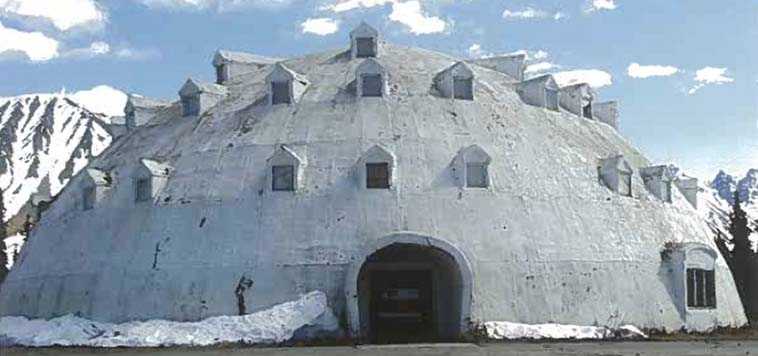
[627, 62, 679, 78]
[467, 43, 484, 58]
[688, 66, 734, 94]
[0, 0, 106, 31]
[525, 62, 561, 74]
[135, 0, 292, 11]
[70, 85, 128, 117]
[0, 20, 59, 61]
[301, 17, 339, 35]
[113, 47, 161, 60]
[64, 41, 111, 58]
[329, 0, 392, 12]
[553, 69, 613, 88]
[502, 7, 564, 21]
[388, 1, 446, 35]
[586, 0, 617, 12]
[531, 50, 549, 60]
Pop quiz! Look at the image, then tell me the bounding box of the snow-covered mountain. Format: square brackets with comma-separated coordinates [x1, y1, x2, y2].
[0, 93, 117, 227]
[698, 169, 758, 248]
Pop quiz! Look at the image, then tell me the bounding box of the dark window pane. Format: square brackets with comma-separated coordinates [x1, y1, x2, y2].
[687, 269, 696, 307]
[583, 103, 593, 119]
[216, 65, 225, 84]
[362, 74, 383, 97]
[82, 187, 95, 211]
[356, 37, 376, 58]
[545, 89, 559, 110]
[706, 270, 716, 308]
[181, 96, 199, 117]
[135, 178, 151, 202]
[696, 269, 706, 307]
[366, 163, 390, 189]
[272, 81, 291, 105]
[466, 163, 488, 188]
[272, 165, 295, 191]
[453, 77, 473, 100]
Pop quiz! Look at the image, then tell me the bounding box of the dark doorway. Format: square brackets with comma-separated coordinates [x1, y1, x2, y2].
[582, 103, 593, 118]
[357, 243, 463, 344]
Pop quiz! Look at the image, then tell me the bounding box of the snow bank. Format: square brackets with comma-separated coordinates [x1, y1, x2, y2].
[484, 321, 647, 340]
[0, 291, 339, 347]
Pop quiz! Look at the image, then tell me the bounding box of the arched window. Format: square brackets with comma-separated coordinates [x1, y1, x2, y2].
[356, 59, 386, 98]
[360, 145, 394, 189]
[457, 145, 491, 188]
[267, 145, 303, 192]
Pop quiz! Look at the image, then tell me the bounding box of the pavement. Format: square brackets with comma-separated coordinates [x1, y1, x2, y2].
[3, 341, 757, 356]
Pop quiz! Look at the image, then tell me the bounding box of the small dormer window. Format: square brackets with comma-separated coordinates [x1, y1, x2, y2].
[583, 103, 592, 119]
[458, 145, 491, 189]
[215, 65, 226, 85]
[135, 178, 151, 202]
[599, 155, 634, 197]
[361, 74, 383, 97]
[453, 76, 473, 100]
[366, 163, 390, 189]
[272, 165, 295, 191]
[356, 37, 376, 58]
[271, 81, 291, 105]
[82, 187, 95, 211]
[687, 268, 716, 309]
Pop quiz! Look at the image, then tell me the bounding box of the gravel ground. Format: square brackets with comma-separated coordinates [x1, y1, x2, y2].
[3, 341, 757, 356]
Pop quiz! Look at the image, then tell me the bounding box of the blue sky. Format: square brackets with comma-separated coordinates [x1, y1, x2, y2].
[0, 0, 755, 180]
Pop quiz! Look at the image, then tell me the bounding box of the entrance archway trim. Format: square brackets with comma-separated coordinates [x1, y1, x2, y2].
[345, 232, 474, 338]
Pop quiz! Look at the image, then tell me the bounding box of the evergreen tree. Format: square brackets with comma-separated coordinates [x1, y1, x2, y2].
[0, 188, 8, 284]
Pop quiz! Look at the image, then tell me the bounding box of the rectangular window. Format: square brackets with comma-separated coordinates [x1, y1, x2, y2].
[453, 77, 473, 100]
[272, 165, 295, 191]
[619, 172, 632, 197]
[687, 268, 716, 309]
[662, 181, 672, 203]
[466, 163, 488, 188]
[545, 89, 559, 111]
[366, 163, 390, 189]
[361, 74, 383, 97]
[82, 187, 95, 211]
[583, 103, 593, 119]
[271, 81, 291, 105]
[181, 96, 200, 117]
[135, 178, 151, 203]
[215, 65, 226, 84]
[356, 37, 376, 58]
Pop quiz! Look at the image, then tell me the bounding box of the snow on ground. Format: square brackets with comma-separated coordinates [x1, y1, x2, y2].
[484, 321, 647, 340]
[0, 291, 338, 347]
[3, 233, 23, 269]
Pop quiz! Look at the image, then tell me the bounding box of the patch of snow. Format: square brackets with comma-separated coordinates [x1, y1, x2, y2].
[484, 321, 647, 340]
[3, 233, 23, 269]
[0, 291, 338, 347]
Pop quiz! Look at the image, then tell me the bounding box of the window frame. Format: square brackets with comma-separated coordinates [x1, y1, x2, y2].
[465, 162, 489, 188]
[686, 268, 716, 309]
[366, 162, 390, 189]
[361, 74, 383, 97]
[271, 165, 296, 192]
[181, 95, 200, 117]
[215, 64, 226, 84]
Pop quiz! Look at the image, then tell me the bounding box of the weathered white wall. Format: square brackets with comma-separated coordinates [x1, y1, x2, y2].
[0, 44, 746, 335]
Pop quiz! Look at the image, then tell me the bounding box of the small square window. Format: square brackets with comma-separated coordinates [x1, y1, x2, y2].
[82, 187, 95, 211]
[466, 163, 488, 188]
[453, 77, 473, 100]
[135, 178, 151, 203]
[272, 81, 291, 105]
[619, 172, 632, 197]
[687, 268, 716, 309]
[182, 96, 200, 117]
[366, 163, 390, 189]
[361, 74, 383, 97]
[272, 165, 295, 191]
[545, 89, 559, 111]
[356, 37, 376, 58]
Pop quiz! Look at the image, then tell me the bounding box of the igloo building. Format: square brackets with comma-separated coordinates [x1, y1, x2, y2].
[0, 23, 746, 343]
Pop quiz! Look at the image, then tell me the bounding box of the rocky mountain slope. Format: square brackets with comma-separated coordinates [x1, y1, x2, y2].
[1, 93, 115, 244]
[698, 169, 758, 248]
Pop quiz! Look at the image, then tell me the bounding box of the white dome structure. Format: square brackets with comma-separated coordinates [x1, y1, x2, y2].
[0, 23, 746, 343]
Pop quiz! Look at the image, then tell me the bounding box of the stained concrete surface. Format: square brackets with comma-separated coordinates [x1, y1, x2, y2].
[4, 341, 757, 356]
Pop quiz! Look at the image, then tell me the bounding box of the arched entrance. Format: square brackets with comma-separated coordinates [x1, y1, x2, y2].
[345, 233, 472, 343]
